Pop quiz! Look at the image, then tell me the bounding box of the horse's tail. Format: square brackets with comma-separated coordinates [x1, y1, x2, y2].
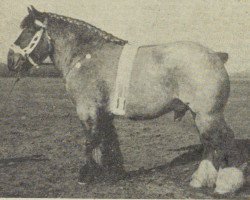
[215, 52, 229, 64]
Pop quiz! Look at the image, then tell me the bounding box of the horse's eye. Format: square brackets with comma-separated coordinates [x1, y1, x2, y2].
[26, 28, 34, 34]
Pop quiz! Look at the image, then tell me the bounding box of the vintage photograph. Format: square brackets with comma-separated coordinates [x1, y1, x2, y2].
[0, 0, 249, 199]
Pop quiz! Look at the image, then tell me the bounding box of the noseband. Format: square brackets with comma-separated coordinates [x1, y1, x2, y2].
[10, 19, 52, 69]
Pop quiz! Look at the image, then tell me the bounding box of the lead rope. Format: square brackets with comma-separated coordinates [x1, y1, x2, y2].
[3, 65, 23, 108]
[8, 73, 21, 97]
[3, 75, 21, 109]
[0, 75, 21, 115]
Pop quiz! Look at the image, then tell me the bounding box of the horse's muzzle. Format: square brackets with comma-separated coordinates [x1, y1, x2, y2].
[7, 49, 29, 72]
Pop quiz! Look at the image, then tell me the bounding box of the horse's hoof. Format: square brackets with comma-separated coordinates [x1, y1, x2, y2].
[190, 160, 218, 188]
[190, 178, 202, 188]
[78, 161, 102, 184]
[214, 167, 245, 194]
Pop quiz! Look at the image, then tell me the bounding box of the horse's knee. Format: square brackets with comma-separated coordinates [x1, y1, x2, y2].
[78, 117, 103, 184]
[76, 101, 97, 122]
[77, 108, 101, 163]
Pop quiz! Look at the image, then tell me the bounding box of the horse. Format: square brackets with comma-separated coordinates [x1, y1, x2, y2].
[7, 6, 247, 194]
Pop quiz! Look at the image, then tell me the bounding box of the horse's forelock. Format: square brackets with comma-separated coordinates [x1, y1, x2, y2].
[20, 14, 33, 29]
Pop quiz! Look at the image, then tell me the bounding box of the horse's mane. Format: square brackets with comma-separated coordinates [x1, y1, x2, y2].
[21, 11, 128, 46]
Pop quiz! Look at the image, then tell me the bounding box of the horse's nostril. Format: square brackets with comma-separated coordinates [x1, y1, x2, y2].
[8, 49, 14, 55]
[7, 49, 24, 71]
[7, 49, 15, 70]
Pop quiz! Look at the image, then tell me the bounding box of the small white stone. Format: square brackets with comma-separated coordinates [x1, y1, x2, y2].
[93, 147, 102, 165]
[78, 182, 87, 186]
[75, 62, 81, 69]
[21, 116, 26, 120]
[85, 54, 91, 59]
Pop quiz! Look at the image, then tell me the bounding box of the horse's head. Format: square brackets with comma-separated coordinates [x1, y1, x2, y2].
[7, 6, 53, 73]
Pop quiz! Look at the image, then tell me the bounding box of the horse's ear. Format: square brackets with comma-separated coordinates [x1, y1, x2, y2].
[29, 5, 41, 17]
[21, 7, 36, 28]
[27, 6, 32, 14]
[43, 17, 48, 27]
[216, 52, 229, 64]
[30, 5, 39, 14]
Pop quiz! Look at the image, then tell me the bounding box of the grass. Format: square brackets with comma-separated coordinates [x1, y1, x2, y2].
[0, 74, 249, 198]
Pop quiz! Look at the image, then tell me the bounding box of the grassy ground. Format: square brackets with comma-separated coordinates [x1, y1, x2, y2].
[0, 74, 249, 198]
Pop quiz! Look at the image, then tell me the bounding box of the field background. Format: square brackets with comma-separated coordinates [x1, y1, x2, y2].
[0, 63, 249, 198]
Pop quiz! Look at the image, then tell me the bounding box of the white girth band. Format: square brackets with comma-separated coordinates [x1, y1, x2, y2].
[110, 43, 139, 115]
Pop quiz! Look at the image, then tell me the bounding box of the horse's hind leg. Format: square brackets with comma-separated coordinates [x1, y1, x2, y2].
[190, 112, 246, 193]
[190, 113, 231, 188]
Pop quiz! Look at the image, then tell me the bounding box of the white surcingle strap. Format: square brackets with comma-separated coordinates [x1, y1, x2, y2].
[110, 43, 139, 115]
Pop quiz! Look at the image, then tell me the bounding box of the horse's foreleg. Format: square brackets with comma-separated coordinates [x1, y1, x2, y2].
[75, 103, 103, 184]
[78, 118, 103, 184]
[77, 103, 125, 183]
[98, 113, 125, 181]
[190, 113, 246, 193]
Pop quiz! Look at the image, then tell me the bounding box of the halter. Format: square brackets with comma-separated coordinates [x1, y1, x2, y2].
[10, 19, 52, 69]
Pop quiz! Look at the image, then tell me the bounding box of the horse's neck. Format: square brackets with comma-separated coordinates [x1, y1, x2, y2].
[48, 34, 123, 80]
[48, 31, 79, 76]
[46, 19, 125, 84]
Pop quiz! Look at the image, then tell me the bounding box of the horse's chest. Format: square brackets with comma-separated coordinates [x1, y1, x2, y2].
[65, 67, 102, 104]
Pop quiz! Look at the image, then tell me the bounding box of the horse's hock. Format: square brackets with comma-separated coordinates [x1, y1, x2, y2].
[115, 111, 200, 171]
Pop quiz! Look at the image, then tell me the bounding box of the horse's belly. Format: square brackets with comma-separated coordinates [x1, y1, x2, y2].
[124, 47, 174, 118]
[125, 84, 172, 118]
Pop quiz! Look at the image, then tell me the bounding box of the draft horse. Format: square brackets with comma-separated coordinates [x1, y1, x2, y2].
[7, 6, 247, 194]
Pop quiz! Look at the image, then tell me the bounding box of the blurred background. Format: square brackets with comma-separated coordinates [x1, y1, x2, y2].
[0, 0, 249, 76]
